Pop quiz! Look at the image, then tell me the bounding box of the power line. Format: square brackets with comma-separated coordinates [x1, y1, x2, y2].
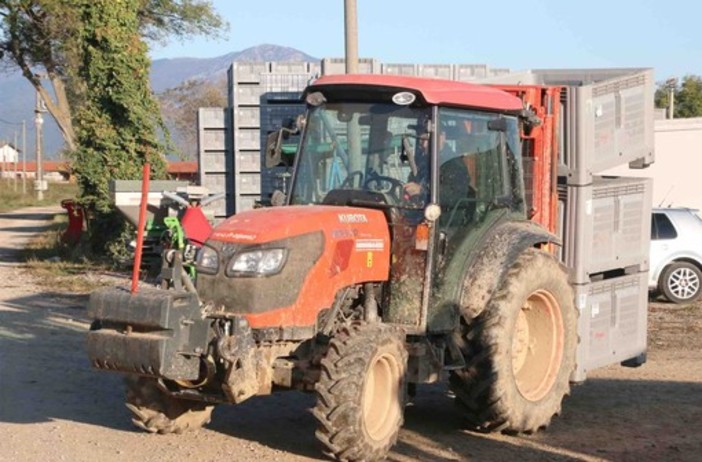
[0, 117, 23, 126]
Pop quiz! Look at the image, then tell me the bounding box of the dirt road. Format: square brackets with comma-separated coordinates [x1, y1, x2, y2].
[1, 207, 701, 462]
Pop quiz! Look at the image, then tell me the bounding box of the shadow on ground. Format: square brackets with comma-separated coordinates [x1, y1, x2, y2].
[1, 288, 700, 461]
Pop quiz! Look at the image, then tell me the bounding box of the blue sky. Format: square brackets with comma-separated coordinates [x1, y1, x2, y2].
[150, 0, 702, 81]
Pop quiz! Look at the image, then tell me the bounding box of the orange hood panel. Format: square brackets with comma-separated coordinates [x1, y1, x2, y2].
[207, 205, 392, 328]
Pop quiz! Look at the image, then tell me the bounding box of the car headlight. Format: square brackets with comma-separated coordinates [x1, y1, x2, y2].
[228, 248, 288, 276]
[196, 245, 219, 273]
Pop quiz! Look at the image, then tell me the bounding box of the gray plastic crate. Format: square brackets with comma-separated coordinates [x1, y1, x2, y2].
[237, 172, 261, 195]
[236, 194, 260, 213]
[234, 84, 265, 106]
[488, 68, 511, 78]
[571, 271, 648, 382]
[235, 129, 261, 150]
[234, 107, 260, 128]
[236, 150, 261, 173]
[561, 176, 652, 284]
[199, 150, 232, 174]
[454, 64, 489, 81]
[270, 62, 312, 74]
[233, 62, 270, 83]
[418, 64, 453, 80]
[197, 108, 231, 176]
[201, 173, 228, 196]
[199, 129, 227, 150]
[203, 192, 229, 218]
[321, 58, 380, 75]
[263, 73, 313, 93]
[382, 63, 417, 76]
[480, 68, 655, 183]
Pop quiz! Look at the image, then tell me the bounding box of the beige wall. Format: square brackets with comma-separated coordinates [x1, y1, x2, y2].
[604, 117, 702, 211]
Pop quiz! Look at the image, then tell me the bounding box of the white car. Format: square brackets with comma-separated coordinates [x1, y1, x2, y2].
[650, 208, 702, 304]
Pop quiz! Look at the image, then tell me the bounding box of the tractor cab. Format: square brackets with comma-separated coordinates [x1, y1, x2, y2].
[269, 74, 529, 330]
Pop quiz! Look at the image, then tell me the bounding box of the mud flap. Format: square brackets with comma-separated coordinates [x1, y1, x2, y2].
[86, 287, 210, 381]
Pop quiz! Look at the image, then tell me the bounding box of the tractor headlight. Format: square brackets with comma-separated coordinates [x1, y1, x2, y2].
[196, 245, 219, 274]
[228, 248, 288, 277]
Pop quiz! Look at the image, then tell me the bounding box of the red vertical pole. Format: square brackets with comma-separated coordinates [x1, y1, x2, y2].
[131, 163, 150, 294]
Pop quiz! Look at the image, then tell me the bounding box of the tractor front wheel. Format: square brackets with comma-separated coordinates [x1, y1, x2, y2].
[313, 322, 407, 461]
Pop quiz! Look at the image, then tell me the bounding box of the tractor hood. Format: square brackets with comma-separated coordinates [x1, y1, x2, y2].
[210, 205, 389, 245]
[199, 205, 392, 329]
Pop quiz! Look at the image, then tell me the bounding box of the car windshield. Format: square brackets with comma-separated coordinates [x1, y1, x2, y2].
[289, 102, 432, 208]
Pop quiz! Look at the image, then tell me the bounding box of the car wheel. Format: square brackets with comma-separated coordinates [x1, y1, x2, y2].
[659, 262, 702, 304]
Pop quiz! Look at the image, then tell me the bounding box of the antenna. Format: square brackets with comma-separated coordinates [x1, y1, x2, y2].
[658, 186, 674, 207]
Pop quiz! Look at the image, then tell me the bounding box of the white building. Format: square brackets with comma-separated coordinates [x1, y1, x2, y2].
[605, 117, 702, 212]
[0, 143, 19, 163]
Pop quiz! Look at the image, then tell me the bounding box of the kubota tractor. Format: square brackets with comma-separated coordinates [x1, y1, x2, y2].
[88, 74, 576, 461]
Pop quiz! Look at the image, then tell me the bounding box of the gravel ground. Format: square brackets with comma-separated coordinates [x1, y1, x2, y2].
[1, 207, 700, 462]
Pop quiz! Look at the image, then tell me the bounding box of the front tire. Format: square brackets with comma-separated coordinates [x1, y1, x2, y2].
[659, 261, 702, 304]
[313, 322, 407, 462]
[450, 248, 577, 433]
[125, 376, 214, 434]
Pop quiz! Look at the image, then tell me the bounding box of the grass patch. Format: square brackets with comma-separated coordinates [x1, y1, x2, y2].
[0, 179, 79, 213]
[23, 213, 126, 293]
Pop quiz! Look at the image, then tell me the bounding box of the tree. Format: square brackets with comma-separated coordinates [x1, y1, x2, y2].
[72, 0, 168, 213]
[0, 0, 226, 150]
[159, 77, 227, 159]
[655, 75, 702, 118]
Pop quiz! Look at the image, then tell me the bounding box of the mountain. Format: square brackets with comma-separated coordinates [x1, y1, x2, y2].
[0, 44, 318, 159]
[150, 44, 318, 93]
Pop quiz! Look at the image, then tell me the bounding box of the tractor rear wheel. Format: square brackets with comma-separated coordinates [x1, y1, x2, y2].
[450, 248, 577, 433]
[313, 322, 407, 461]
[125, 376, 214, 434]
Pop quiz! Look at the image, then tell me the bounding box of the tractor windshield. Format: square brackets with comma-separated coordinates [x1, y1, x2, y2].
[289, 102, 432, 208]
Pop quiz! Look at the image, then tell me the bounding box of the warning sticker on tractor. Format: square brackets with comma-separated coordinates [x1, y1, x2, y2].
[355, 239, 384, 252]
[212, 231, 257, 241]
[366, 252, 373, 268]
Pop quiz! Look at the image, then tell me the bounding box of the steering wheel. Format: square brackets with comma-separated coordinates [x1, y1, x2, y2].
[339, 171, 364, 189]
[365, 175, 404, 203]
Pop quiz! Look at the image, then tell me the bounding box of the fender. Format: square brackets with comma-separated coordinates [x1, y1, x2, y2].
[458, 220, 560, 321]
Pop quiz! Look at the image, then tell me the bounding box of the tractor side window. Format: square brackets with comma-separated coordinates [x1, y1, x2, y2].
[437, 109, 513, 230]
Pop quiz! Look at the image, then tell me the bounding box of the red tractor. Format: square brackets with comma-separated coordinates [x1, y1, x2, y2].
[88, 75, 583, 460]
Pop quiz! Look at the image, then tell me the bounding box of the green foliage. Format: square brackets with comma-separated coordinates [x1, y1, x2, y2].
[655, 75, 702, 118]
[138, 0, 228, 42]
[66, 0, 168, 254]
[71, 0, 166, 210]
[1, 0, 226, 256]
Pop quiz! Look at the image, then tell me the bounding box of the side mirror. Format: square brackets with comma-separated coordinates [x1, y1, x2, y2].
[266, 116, 304, 169]
[265, 130, 285, 168]
[487, 118, 508, 132]
[271, 190, 286, 207]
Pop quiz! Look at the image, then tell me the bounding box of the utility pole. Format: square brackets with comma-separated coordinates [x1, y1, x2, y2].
[13, 131, 18, 191]
[343, 0, 361, 178]
[22, 120, 26, 195]
[35, 89, 45, 200]
[344, 0, 359, 74]
[666, 77, 678, 119]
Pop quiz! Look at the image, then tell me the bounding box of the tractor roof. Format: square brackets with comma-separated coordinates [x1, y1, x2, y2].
[309, 74, 523, 112]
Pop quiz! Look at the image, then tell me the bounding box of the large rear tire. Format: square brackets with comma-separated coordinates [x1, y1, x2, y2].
[313, 322, 407, 462]
[450, 248, 576, 433]
[125, 376, 214, 434]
